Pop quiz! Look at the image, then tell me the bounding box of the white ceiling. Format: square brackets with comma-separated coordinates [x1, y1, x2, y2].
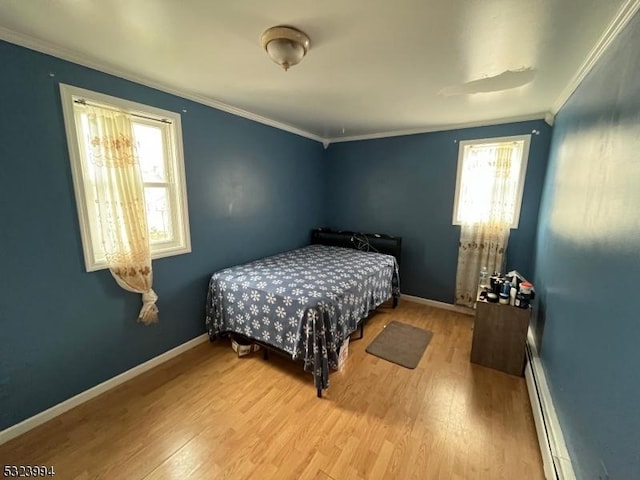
[0, 0, 633, 142]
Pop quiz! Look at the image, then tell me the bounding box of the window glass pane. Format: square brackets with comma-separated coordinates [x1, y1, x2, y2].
[458, 145, 495, 223]
[456, 141, 524, 225]
[79, 112, 98, 181]
[144, 186, 174, 243]
[133, 123, 166, 182]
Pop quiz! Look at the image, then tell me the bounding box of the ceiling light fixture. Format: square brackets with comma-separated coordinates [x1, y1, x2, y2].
[261, 26, 310, 71]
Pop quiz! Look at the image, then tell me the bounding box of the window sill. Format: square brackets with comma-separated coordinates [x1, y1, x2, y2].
[84, 245, 192, 272]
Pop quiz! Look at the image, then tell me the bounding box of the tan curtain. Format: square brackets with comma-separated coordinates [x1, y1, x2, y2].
[455, 142, 519, 307]
[455, 223, 510, 306]
[86, 106, 159, 324]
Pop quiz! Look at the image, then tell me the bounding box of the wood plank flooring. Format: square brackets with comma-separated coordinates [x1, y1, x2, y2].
[0, 301, 544, 479]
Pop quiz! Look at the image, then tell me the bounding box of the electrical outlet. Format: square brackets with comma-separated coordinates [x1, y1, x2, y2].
[599, 459, 609, 480]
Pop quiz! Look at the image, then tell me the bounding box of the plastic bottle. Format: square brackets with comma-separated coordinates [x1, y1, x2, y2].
[477, 266, 489, 301]
[510, 283, 517, 306]
[479, 267, 489, 288]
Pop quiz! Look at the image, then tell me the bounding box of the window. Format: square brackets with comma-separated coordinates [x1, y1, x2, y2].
[452, 134, 531, 228]
[60, 84, 191, 271]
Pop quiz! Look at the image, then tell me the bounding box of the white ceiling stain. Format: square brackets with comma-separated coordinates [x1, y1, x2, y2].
[439, 68, 537, 96]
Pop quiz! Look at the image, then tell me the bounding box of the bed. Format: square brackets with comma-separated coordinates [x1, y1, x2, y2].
[205, 229, 401, 397]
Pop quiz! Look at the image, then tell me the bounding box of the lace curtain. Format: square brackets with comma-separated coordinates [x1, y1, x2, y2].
[86, 106, 159, 324]
[455, 142, 521, 307]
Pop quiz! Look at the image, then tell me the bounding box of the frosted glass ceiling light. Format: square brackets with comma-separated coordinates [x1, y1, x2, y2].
[261, 26, 310, 71]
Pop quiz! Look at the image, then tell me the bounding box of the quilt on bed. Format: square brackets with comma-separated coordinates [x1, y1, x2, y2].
[205, 244, 400, 390]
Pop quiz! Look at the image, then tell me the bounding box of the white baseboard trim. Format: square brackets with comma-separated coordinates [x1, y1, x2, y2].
[401, 294, 475, 316]
[525, 330, 575, 480]
[0, 333, 209, 446]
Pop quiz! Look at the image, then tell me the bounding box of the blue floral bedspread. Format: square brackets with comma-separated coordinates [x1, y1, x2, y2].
[205, 244, 400, 390]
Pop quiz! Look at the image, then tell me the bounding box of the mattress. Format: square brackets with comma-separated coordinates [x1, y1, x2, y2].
[205, 244, 399, 389]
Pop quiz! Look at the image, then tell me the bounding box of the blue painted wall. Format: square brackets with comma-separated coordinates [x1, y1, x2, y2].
[533, 12, 640, 480]
[0, 41, 325, 430]
[324, 121, 552, 302]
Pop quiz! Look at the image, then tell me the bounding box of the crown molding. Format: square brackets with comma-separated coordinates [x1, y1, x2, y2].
[0, 27, 325, 144]
[544, 112, 555, 126]
[551, 0, 640, 115]
[0, 25, 572, 149]
[325, 112, 549, 145]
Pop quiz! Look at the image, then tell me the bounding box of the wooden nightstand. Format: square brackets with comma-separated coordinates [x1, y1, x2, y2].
[470, 301, 531, 376]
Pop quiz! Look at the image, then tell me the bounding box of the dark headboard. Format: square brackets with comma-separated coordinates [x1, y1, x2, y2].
[311, 228, 402, 265]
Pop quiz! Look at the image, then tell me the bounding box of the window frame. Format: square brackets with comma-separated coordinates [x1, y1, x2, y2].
[452, 134, 531, 229]
[60, 83, 191, 272]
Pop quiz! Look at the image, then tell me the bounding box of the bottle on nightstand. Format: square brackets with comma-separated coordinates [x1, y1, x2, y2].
[476, 266, 489, 302]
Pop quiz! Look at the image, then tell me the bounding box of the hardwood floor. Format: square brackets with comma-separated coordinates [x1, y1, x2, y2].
[0, 301, 544, 479]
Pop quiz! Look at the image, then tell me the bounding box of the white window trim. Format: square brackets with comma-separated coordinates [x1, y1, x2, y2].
[452, 134, 531, 229]
[60, 83, 191, 272]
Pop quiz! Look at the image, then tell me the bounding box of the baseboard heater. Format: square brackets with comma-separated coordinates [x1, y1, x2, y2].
[524, 331, 575, 480]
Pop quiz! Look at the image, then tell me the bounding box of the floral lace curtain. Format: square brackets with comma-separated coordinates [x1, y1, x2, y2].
[86, 106, 159, 324]
[455, 142, 521, 307]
